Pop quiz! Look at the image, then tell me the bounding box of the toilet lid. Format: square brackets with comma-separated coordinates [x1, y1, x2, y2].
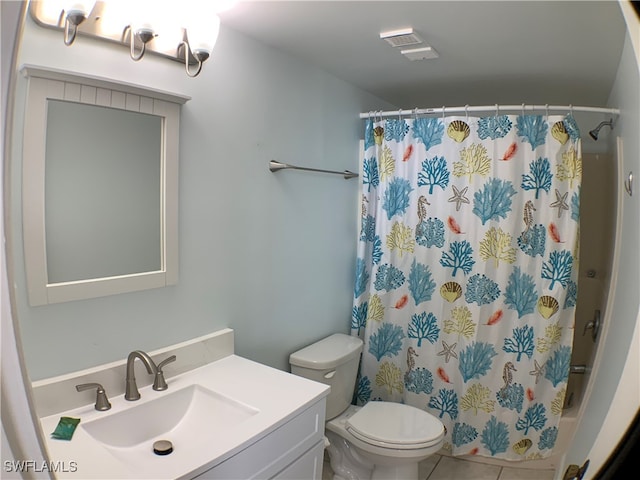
[346, 402, 444, 448]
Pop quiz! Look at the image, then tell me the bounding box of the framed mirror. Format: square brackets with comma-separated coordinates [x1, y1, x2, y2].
[21, 65, 189, 305]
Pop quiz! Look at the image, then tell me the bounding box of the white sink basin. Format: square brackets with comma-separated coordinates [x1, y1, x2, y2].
[40, 354, 329, 479]
[82, 384, 258, 450]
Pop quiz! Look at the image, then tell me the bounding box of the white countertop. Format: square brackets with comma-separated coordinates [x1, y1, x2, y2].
[40, 355, 329, 479]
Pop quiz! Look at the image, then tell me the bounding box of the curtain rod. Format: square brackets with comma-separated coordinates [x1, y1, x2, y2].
[359, 104, 620, 119]
[269, 160, 358, 180]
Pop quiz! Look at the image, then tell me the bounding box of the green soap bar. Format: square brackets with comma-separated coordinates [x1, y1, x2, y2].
[51, 416, 80, 441]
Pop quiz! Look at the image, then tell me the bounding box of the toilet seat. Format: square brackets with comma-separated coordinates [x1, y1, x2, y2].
[345, 401, 444, 450]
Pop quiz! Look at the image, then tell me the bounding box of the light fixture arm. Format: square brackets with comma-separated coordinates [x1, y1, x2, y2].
[63, 11, 88, 46]
[180, 41, 209, 77]
[127, 26, 155, 61]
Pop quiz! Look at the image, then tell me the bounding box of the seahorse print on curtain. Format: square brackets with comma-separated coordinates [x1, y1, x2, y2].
[352, 113, 581, 460]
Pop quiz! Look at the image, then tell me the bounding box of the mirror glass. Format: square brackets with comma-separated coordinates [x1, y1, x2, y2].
[45, 100, 162, 283]
[21, 66, 186, 306]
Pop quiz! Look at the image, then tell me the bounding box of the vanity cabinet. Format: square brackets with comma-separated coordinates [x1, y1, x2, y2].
[193, 398, 326, 480]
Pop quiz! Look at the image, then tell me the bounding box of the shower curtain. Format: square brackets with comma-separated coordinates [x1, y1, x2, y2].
[351, 112, 581, 460]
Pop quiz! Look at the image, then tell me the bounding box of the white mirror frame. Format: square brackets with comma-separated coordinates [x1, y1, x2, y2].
[20, 65, 190, 306]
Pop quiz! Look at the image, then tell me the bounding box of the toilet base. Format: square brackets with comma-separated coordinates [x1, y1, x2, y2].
[325, 430, 424, 480]
[326, 431, 372, 480]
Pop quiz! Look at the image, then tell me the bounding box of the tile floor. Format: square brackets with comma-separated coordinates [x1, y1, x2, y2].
[323, 453, 556, 480]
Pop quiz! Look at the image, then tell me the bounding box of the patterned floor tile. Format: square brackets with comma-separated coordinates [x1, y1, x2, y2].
[419, 454, 442, 479]
[427, 456, 502, 480]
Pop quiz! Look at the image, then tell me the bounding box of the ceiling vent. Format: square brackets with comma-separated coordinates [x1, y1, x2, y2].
[401, 46, 439, 61]
[380, 28, 423, 48]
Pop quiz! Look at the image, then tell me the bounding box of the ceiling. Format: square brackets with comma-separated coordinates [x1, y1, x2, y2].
[220, 1, 627, 109]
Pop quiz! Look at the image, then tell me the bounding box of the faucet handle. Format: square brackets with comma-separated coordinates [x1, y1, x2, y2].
[76, 382, 111, 411]
[153, 355, 176, 391]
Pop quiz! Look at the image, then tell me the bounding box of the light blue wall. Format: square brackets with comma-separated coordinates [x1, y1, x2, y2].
[10, 13, 394, 380]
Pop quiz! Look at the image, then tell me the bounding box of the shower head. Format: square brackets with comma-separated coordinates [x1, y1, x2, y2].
[588, 119, 614, 141]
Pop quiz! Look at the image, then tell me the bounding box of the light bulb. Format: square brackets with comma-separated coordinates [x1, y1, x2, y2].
[64, 0, 96, 17]
[40, 0, 95, 23]
[187, 14, 220, 55]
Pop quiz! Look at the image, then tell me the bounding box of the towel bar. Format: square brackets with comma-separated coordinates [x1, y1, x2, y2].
[269, 160, 358, 180]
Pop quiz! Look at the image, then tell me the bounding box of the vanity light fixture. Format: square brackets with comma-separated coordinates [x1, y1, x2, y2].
[125, 1, 156, 61]
[56, 0, 97, 45]
[127, 25, 155, 61]
[179, 15, 221, 77]
[31, 0, 234, 78]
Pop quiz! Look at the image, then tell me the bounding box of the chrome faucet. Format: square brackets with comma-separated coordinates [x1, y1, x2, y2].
[76, 382, 111, 411]
[125, 350, 158, 401]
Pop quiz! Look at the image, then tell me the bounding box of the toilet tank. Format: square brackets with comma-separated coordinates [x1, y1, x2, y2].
[289, 334, 363, 420]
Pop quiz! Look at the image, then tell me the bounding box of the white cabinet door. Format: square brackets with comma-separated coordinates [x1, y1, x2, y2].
[273, 440, 325, 480]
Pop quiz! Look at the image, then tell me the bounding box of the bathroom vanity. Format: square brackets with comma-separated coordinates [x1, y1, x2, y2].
[35, 330, 329, 479]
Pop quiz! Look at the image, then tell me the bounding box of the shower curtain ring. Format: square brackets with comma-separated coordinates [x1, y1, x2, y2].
[522, 103, 525, 116]
[398, 108, 402, 120]
[545, 104, 549, 121]
[495, 104, 499, 118]
[465, 104, 469, 121]
[442, 106, 446, 120]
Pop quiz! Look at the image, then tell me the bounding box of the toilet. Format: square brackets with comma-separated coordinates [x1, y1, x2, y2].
[289, 333, 444, 480]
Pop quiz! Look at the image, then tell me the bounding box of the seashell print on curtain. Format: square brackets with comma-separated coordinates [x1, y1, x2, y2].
[352, 113, 581, 460]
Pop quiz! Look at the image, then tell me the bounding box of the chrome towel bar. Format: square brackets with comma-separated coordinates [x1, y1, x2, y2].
[269, 160, 358, 180]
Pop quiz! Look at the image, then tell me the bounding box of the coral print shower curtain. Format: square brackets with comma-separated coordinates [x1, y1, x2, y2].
[352, 112, 582, 460]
